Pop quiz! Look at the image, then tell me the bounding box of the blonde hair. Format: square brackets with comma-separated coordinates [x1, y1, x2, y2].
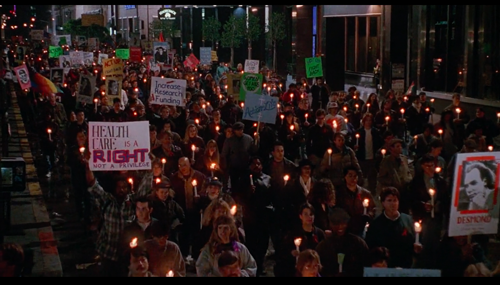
[207, 215, 239, 254]
[464, 263, 492, 277]
[202, 198, 230, 227]
[204, 139, 220, 166]
[183, 123, 198, 143]
[296, 249, 322, 274]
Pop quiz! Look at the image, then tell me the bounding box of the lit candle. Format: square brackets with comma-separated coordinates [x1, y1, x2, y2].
[280, 114, 285, 124]
[455, 108, 461, 120]
[414, 222, 422, 244]
[195, 118, 200, 125]
[435, 167, 442, 174]
[338, 253, 345, 273]
[344, 118, 348, 124]
[250, 174, 254, 186]
[385, 116, 390, 131]
[94, 98, 98, 112]
[155, 178, 161, 184]
[290, 125, 295, 132]
[381, 149, 386, 158]
[425, 107, 430, 112]
[192, 179, 198, 197]
[497, 113, 500, 124]
[161, 158, 167, 173]
[230, 205, 237, 216]
[332, 120, 338, 133]
[143, 78, 147, 83]
[488, 145, 494, 151]
[428, 188, 435, 218]
[224, 85, 228, 90]
[355, 104, 359, 112]
[438, 129, 443, 139]
[414, 135, 418, 149]
[283, 175, 289, 186]
[430, 98, 435, 106]
[128, 178, 134, 191]
[290, 93, 294, 100]
[400, 108, 405, 119]
[327, 148, 332, 165]
[305, 113, 309, 121]
[267, 86, 271, 94]
[363, 222, 369, 237]
[210, 163, 216, 177]
[47, 128, 52, 140]
[263, 83, 267, 89]
[79, 147, 85, 156]
[343, 106, 348, 113]
[355, 133, 360, 146]
[366, 103, 370, 114]
[191, 144, 196, 161]
[294, 238, 302, 253]
[240, 102, 245, 108]
[362, 199, 369, 215]
[166, 270, 174, 277]
[129, 237, 138, 248]
[215, 125, 220, 132]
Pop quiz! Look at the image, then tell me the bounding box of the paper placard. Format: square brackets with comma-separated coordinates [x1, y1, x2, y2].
[240, 73, 263, 101]
[199, 47, 212, 65]
[88, 121, 151, 171]
[116, 49, 130, 60]
[242, 93, 278, 124]
[77, 74, 95, 104]
[69, 51, 84, 66]
[305, 57, 323, 78]
[49, 46, 63, 58]
[150, 77, 187, 107]
[244, 59, 259, 74]
[102, 58, 124, 77]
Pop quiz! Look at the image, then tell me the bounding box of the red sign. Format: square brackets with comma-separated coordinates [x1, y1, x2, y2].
[130, 47, 142, 63]
[183, 53, 199, 69]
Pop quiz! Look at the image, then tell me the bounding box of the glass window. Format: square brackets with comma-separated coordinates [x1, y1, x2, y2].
[357, 17, 367, 72]
[346, 16, 380, 73]
[346, 17, 356, 71]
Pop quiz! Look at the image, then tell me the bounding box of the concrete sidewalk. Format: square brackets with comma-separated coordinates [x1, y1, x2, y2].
[2, 91, 63, 277]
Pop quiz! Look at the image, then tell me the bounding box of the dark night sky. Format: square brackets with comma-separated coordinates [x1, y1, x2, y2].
[1, 5, 52, 38]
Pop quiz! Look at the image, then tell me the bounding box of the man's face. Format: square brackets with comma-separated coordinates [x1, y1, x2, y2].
[161, 135, 172, 146]
[76, 112, 85, 123]
[345, 170, 358, 185]
[114, 181, 129, 199]
[329, 221, 348, 236]
[155, 188, 169, 202]
[272, 146, 285, 162]
[129, 254, 149, 276]
[219, 262, 241, 277]
[463, 168, 485, 200]
[207, 185, 220, 196]
[391, 143, 403, 155]
[135, 201, 152, 223]
[363, 117, 373, 128]
[250, 159, 263, 174]
[421, 161, 435, 177]
[49, 93, 56, 104]
[153, 235, 168, 248]
[316, 114, 325, 125]
[233, 129, 244, 138]
[178, 159, 191, 175]
[213, 111, 221, 121]
[382, 194, 399, 213]
[452, 96, 460, 106]
[18, 69, 28, 83]
[301, 165, 311, 177]
[476, 109, 485, 118]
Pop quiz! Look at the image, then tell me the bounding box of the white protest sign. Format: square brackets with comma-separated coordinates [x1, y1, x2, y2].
[88, 121, 151, 171]
[30, 30, 44, 41]
[150, 77, 186, 107]
[199, 47, 212, 65]
[98, 53, 108, 65]
[242, 93, 278, 124]
[244, 59, 260, 74]
[69, 51, 84, 66]
[363, 268, 441, 277]
[448, 152, 500, 237]
[84, 52, 94, 66]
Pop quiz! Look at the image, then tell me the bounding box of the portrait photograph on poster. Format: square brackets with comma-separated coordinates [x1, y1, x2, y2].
[50, 68, 64, 85]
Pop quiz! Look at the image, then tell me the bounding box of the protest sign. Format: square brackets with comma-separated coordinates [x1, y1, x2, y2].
[244, 59, 259, 74]
[363, 268, 441, 277]
[103, 58, 124, 77]
[305, 57, 323, 78]
[76, 35, 87, 47]
[153, 42, 170, 63]
[13, 65, 32, 90]
[50, 68, 64, 85]
[105, 76, 123, 103]
[98, 53, 108, 65]
[448, 152, 500, 237]
[116, 49, 130, 60]
[150, 77, 187, 107]
[77, 74, 95, 104]
[227, 73, 242, 100]
[49, 46, 63, 58]
[69, 51, 84, 66]
[183, 53, 200, 70]
[211, 50, 218, 62]
[83, 52, 94, 66]
[52, 35, 71, 46]
[243, 93, 278, 125]
[88, 121, 151, 171]
[141, 40, 153, 54]
[59, 55, 71, 68]
[130, 47, 142, 62]
[30, 30, 44, 41]
[199, 47, 212, 65]
[240, 73, 263, 101]
[147, 56, 160, 73]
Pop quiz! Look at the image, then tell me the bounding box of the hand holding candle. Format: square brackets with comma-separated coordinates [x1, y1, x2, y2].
[384, 116, 390, 130]
[250, 174, 254, 186]
[294, 238, 302, 253]
[128, 178, 134, 191]
[414, 222, 422, 244]
[455, 108, 461, 120]
[428, 188, 435, 218]
[400, 108, 405, 119]
[280, 114, 285, 124]
[210, 163, 216, 177]
[362, 199, 369, 215]
[355, 133, 360, 146]
[47, 128, 52, 140]
[283, 175, 289, 186]
[337, 253, 345, 273]
[129, 237, 138, 248]
[166, 270, 174, 277]
[161, 158, 167, 173]
[192, 179, 198, 197]
[327, 148, 332, 165]
[381, 149, 386, 158]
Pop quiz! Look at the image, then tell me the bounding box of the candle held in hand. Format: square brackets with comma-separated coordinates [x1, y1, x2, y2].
[438, 129, 443, 139]
[128, 178, 134, 191]
[362, 199, 369, 215]
[230, 205, 237, 216]
[79, 147, 85, 155]
[47, 128, 52, 140]
[166, 270, 174, 277]
[428, 189, 435, 218]
[455, 108, 461, 120]
[192, 179, 198, 197]
[327, 148, 332, 165]
[283, 175, 289, 186]
[414, 222, 422, 244]
[191, 145, 196, 161]
[355, 133, 360, 146]
[250, 174, 254, 186]
[210, 163, 216, 177]
[161, 158, 167, 172]
[400, 108, 405, 119]
[488, 145, 494, 151]
[435, 167, 442, 174]
[294, 238, 302, 253]
[129, 237, 138, 248]
[381, 149, 386, 158]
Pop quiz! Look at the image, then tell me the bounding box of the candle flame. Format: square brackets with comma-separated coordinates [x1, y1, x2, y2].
[192, 180, 197, 187]
[435, 167, 442, 173]
[305, 113, 309, 118]
[355, 133, 360, 138]
[343, 107, 347, 112]
[294, 238, 302, 247]
[381, 149, 386, 155]
[290, 125, 294, 131]
[79, 147, 85, 154]
[428, 188, 435, 196]
[327, 148, 332, 154]
[240, 102, 245, 108]
[166, 270, 174, 277]
[94, 98, 98, 103]
[283, 175, 290, 181]
[385, 116, 390, 121]
[414, 222, 422, 233]
[363, 199, 369, 207]
[128, 178, 133, 184]
[230, 205, 237, 216]
[425, 107, 430, 112]
[47, 129, 52, 134]
[430, 99, 435, 103]
[438, 129, 443, 134]
[400, 108, 405, 114]
[156, 178, 161, 184]
[161, 158, 167, 164]
[191, 144, 196, 151]
[210, 163, 216, 170]
[215, 126, 220, 131]
[455, 108, 461, 113]
[488, 145, 494, 151]
[497, 113, 500, 118]
[129, 237, 138, 248]
[280, 114, 285, 119]
[195, 119, 200, 124]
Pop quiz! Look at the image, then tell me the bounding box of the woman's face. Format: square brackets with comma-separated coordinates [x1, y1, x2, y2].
[69, 111, 76, 122]
[325, 189, 335, 206]
[300, 208, 314, 226]
[217, 224, 231, 244]
[301, 165, 311, 177]
[301, 261, 320, 277]
[189, 126, 197, 138]
[209, 144, 217, 154]
[152, 163, 162, 176]
[76, 132, 87, 146]
[225, 128, 233, 138]
[155, 188, 169, 202]
[207, 185, 220, 197]
[334, 136, 345, 149]
[286, 115, 293, 124]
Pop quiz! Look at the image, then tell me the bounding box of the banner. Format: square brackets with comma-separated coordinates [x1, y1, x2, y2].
[102, 58, 124, 77]
[363, 268, 441, 277]
[49, 46, 63, 58]
[130, 47, 142, 62]
[305, 57, 323, 78]
[240, 73, 263, 101]
[59, 55, 71, 68]
[14, 46, 27, 64]
[199, 47, 212, 65]
[116, 49, 130, 60]
[30, 30, 44, 41]
[98, 53, 109, 65]
[448, 152, 500, 237]
[81, 14, 104, 27]
[88, 121, 151, 171]
[84, 52, 94, 66]
[69, 51, 84, 66]
[105, 76, 123, 104]
[244, 59, 259, 74]
[150, 77, 186, 107]
[153, 42, 170, 63]
[77, 74, 95, 104]
[242, 93, 278, 124]
[141, 40, 153, 54]
[147, 56, 160, 73]
[13, 65, 32, 90]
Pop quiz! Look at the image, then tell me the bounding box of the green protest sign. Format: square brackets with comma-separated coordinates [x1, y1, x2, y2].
[49, 46, 63, 58]
[116, 49, 130, 60]
[240, 73, 263, 100]
[305, 57, 323, 78]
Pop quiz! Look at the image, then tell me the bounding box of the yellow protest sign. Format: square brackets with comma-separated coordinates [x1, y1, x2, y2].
[102, 58, 124, 77]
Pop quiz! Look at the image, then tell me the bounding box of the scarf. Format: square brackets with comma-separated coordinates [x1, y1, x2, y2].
[300, 176, 311, 196]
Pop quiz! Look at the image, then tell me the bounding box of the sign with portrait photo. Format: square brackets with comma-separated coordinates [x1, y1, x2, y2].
[88, 121, 151, 171]
[77, 74, 95, 104]
[98, 53, 109, 65]
[50, 68, 64, 85]
[227, 73, 242, 100]
[448, 152, 500, 237]
[59, 55, 71, 68]
[84, 52, 95, 66]
[13, 64, 31, 90]
[153, 42, 170, 63]
[15, 46, 27, 64]
[105, 76, 123, 104]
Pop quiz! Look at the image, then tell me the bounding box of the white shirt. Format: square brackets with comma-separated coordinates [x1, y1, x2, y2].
[364, 128, 374, 160]
[120, 89, 128, 110]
